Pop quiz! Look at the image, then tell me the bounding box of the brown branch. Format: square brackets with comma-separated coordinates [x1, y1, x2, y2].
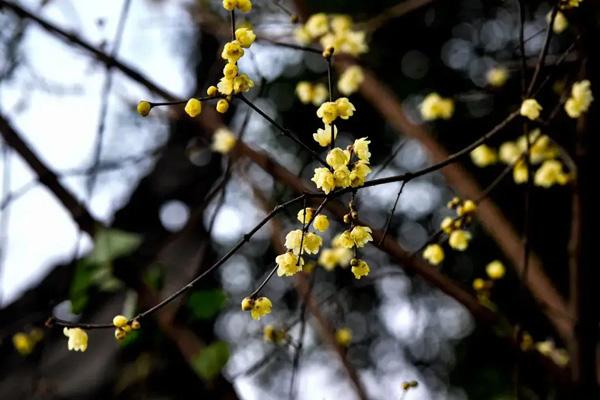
[0, 114, 100, 237]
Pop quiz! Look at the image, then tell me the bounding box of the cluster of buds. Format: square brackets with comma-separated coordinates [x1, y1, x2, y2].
[112, 315, 141, 341]
[241, 296, 272, 320]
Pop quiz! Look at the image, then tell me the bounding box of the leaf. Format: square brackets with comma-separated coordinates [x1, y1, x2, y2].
[191, 341, 230, 381]
[88, 228, 142, 265]
[187, 289, 227, 320]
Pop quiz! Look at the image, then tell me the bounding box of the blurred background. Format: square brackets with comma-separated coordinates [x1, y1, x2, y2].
[0, 0, 598, 399]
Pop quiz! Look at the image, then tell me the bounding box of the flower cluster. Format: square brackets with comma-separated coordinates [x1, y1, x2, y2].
[241, 296, 272, 320]
[318, 233, 354, 271]
[472, 260, 505, 303]
[520, 98, 542, 120]
[112, 315, 141, 342]
[312, 137, 371, 193]
[338, 66, 364, 96]
[564, 80, 593, 118]
[12, 328, 44, 356]
[295, 14, 368, 56]
[420, 93, 454, 121]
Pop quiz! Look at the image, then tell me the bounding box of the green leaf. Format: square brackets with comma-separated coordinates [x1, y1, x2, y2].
[88, 228, 142, 265]
[187, 289, 227, 320]
[191, 341, 230, 381]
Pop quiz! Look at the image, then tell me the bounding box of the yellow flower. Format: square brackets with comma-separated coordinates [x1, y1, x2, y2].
[486, 67, 509, 88]
[284, 230, 322, 254]
[233, 74, 254, 93]
[251, 297, 272, 320]
[223, 62, 238, 80]
[312, 167, 335, 193]
[207, 85, 218, 96]
[313, 214, 329, 232]
[334, 166, 351, 188]
[351, 259, 370, 279]
[353, 137, 371, 162]
[297, 208, 314, 224]
[513, 160, 529, 184]
[313, 124, 337, 147]
[516, 130, 558, 164]
[318, 248, 338, 270]
[317, 101, 339, 125]
[520, 98, 542, 120]
[440, 217, 455, 234]
[350, 161, 371, 187]
[137, 100, 152, 117]
[235, 27, 256, 48]
[457, 200, 477, 216]
[184, 98, 202, 117]
[311, 84, 328, 105]
[486, 260, 506, 280]
[335, 327, 353, 347]
[331, 15, 352, 33]
[499, 141, 521, 164]
[423, 244, 444, 266]
[470, 144, 498, 167]
[296, 82, 313, 104]
[564, 80, 593, 118]
[326, 147, 351, 170]
[548, 11, 568, 33]
[112, 315, 128, 328]
[12, 333, 35, 355]
[275, 251, 304, 277]
[263, 324, 286, 343]
[534, 160, 569, 188]
[420, 93, 454, 120]
[305, 13, 329, 38]
[350, 225, 373, 248]
[472, 278, 487, 291]
[221, 41, 244, 63]
[216, 99, 230, 114]
[212, 127, 237, 154]
[63, 327, 88, 352]
[335, 97, 356, 120]
[236, 0, 252, 13]
[294, 26, 312, 45]
[241, 297, 254, 311]
[222, 0, 236, 11]
[217, 77, 234, 95]
[448, 230, 471, 251]
[338, 65, 364, 95]
[303, 232, 323, 254]
[284, 229, 303, 253]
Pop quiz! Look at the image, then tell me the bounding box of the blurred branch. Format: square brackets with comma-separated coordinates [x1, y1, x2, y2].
[0, 114, 100, 237]
[362, 0, 437, 32]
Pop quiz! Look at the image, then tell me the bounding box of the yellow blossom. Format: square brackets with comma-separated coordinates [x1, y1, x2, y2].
[275, 251, 304, 277]
[350, 225, 373, 248]
[534, 160, 569, 188]
[217, 77, 234, 95]
[137, 100, 152, 117]
[317, 101, 338, 125]
[221, 41, 244, 63]
[350, 161, 371, 187]
[334, 166, 351, 188]
[112, 315, 128, 328]
[311, 84, 328, 105]
[486, 67, 509, 88]
[233, 74, 254, 93]
[337, 230, 355, 249]
[294, 26, 312, 45]
[251, 297, 272, 320]
[331, 15, 352, 33]
[486, 260, 506, 280]
[565, 80, 593, 118]
[420, 93, 454, 120]
[263, 325, 286, 343]
[472, 278, 488, 291]
[353, 137, 371, 162]
[513, 160, 529, 184]
[517, 130, 558, 164]
[335, 327, 353, 347]
[296, 82, 328, 106]
[440, 217, 455, 234]
[470, 144, 498, 167]
[222, 0, 236, 11]
[313, 124, 337, 147]
[184, 98, 202, 117]
[223, 62, 238, 79]
[303, 232, 323, 254]
[548, 11, 568, 34]
[212, 127, 237, 154]
[236, 0, 252, 13]
[216, 99, 230, 114]
[63, 327, 88, 352]
[284, 229, 322, 254]
[241, 297, 254, 311]
[335, 30, 368, 56]
[312, 167, 335, 193]
[351, 259, 370, 279]
[338, 66, 364, 95]
[297, 208, 314, 224]
[448, 230, 471, 251]
[499, 141, 521, 164]
[12, 333, 35, 355]
[313, 214, 329, 232]
[319, 249, 338, 270]
[423, 244, 444, 265]
[457, 200, 477, 216]
[207, 85, 218, 96]
[326, 147, 351, 170]
[235, 27, 256, 48]
[560, 0, 582, 9]
[520, 98, 542, 120]
[305, 13, 329, 38]
[335, 97, 356, 120]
